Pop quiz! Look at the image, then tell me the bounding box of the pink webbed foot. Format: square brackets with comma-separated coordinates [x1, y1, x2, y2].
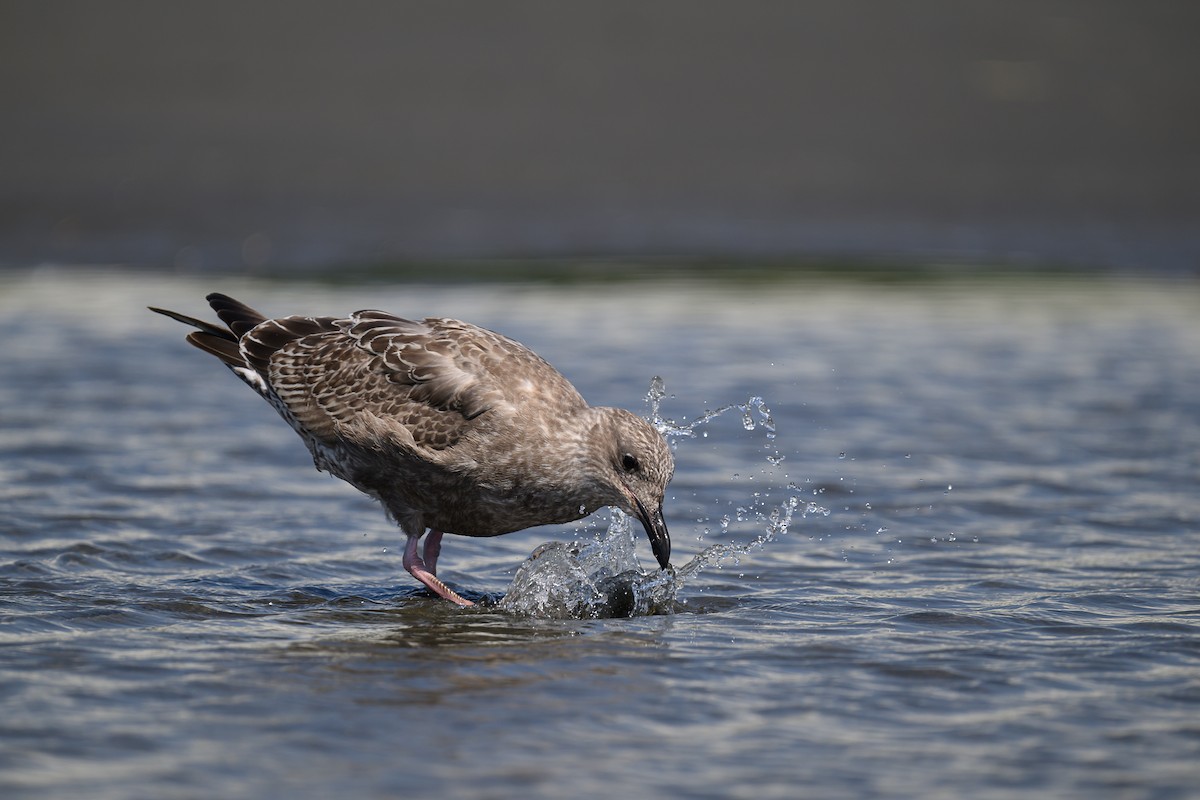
[402, 531, 473, 607]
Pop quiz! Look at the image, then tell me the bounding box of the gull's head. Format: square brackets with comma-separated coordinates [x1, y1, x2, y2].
[588, 408, 675, 571]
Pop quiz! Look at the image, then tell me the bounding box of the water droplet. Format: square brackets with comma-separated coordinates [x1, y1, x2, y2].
[838, 452, 846, 459]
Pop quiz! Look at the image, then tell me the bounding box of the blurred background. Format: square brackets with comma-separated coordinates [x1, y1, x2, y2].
[2, 1, 1197, 275]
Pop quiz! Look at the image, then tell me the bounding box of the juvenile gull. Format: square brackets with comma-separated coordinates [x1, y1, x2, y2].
[150, 293, 674, 606]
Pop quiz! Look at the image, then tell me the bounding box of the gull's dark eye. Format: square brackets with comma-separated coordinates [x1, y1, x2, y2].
[621, 453, 640, 473]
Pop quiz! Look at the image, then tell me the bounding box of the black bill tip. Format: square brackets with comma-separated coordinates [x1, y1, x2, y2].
[634, 497, 671, 571]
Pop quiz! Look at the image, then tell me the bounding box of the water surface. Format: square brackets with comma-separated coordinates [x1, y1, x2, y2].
[2, 268, 1198, 798]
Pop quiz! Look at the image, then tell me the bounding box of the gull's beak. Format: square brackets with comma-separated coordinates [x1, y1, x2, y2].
[633, 495, 671, 571]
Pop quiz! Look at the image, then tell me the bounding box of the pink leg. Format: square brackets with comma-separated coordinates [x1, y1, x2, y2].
[423, 529, 444, 575]
[403, 532, 473, 607]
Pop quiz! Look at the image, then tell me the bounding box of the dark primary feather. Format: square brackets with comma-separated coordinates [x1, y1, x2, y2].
[206, 292, 267, 337]
[147, 306, 242, 365]
[146, 306, 235, 340]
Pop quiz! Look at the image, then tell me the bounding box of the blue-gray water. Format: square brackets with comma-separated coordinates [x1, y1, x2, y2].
[2, 268, 1198, 799]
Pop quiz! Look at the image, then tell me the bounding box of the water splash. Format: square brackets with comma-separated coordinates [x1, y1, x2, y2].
[499, 378, 827, 618]
[645, 375, 776, 445]
[674, 494, 829, 581]
[498, 511, 678, 619]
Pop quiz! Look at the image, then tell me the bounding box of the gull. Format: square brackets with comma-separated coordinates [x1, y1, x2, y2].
[150, 293, 674, 606]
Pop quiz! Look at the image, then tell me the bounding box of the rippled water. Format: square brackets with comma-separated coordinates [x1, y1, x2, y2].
[2, 267, 1198, 799]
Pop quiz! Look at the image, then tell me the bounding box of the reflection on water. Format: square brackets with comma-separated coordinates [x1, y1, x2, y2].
[1, 268, 1199, 799]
